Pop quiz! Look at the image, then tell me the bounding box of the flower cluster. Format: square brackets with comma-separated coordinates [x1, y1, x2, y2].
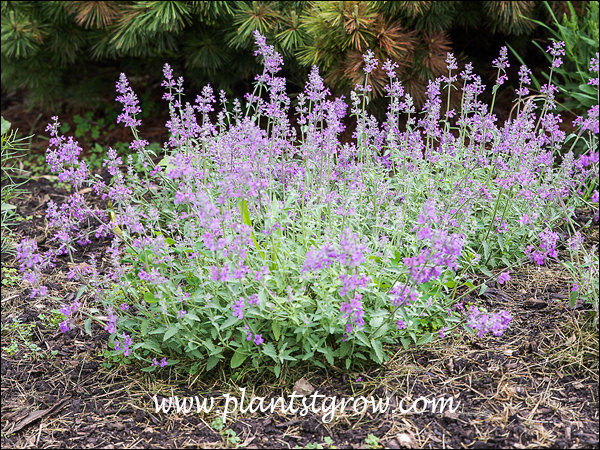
[340, 293, 365, 336]
[466, 307, 513, 338]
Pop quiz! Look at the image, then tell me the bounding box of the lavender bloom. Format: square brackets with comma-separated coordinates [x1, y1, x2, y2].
[339, 274, 370, 296]
[337, 228, 367, 268]
[302, 243, 339, 272]
[253, 31, 284, 75]
[232, 298, 245, 320]
[467, 306, 512, 337]
[15, 239, 43, 270]
[389, 284, 420, 307]
[497, 271, 511, 285]
[363, 49, 378, 74]
[104, 307, 117, 334]
[247, 294, 260, 306]
[122, 332, 133, 357]
[340, 293, 365, 334]
[253, 334, 264, 346]
[59, 320, 70, 333]
[445, 52, 458, 71]
[153, 357, 169, 367]
[588, 52, 599, 86]
[516, 65, 532, 97]
[492, 46, 510, 71]
[115, 73, 142, 128]
[138, 268, 168, 285]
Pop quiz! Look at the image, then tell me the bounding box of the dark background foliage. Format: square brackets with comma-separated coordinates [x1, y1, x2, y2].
[0, 1, 590, 113]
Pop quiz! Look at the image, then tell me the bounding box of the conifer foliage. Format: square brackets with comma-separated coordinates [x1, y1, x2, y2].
[0, 1, 576, 109]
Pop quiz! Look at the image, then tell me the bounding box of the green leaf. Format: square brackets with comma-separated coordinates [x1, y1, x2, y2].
[240, 199, 252, 226]
[482, 241, 490, 261]
[206, 355, 222, 371]
[369, 316, 384, 329]
[416, 332, 433, 346]
[84, 318, 92, 336]
[262, 342, 278, 362]
[480, 265, 493, 278]
[319, 346, 334, 365]
[497, 235, 504, 251]
[370, 322, 390, 340]
[272, 321, 281, 341]
[479, 283, 488, 296]
[230, 349, 248, 368]
[135, 339, 162, 353]
[1, 202, 16, 211]
[1, 116, 11, 135]
[400, 337, 412, 349]
[569, 291, 578, 308]
[140, 319, 149, 336]
[370, 339, 385, 363]
[76, 285, 87, 299]
[338, 341, 352, 358]
[220, 315, 240, 330]
[163, 324, 180, 342]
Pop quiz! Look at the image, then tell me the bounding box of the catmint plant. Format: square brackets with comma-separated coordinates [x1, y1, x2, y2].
[16, 35, 598, 375]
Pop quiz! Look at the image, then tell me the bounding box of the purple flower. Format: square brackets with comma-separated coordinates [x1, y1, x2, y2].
[340, 293, 365, 334]
[498, 271, 511, 285]
[232, 298, 245, 320]
[339, 274, 370, 296]
[115, 73, 142, 128]
[253, 31, 284, 75]
[396, 320, 407, 330]
[389, 284, 420, 307]
[302, 243, 339, 272]
[152, 357, 168, 367]
[59, 320, 70, 333]
[122, 332, 133, 356]
[546, 40, 566, 58]
[492, 46, 510, 71]
[253, 334, 264, 345]
[247, 294, 260, 306]
[363, 49, 378, 74]
[104, 307, 117, 334]
[337, 228, 367, 267]
[445, 52, 458, 71]
[467, 306, 512, 338]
